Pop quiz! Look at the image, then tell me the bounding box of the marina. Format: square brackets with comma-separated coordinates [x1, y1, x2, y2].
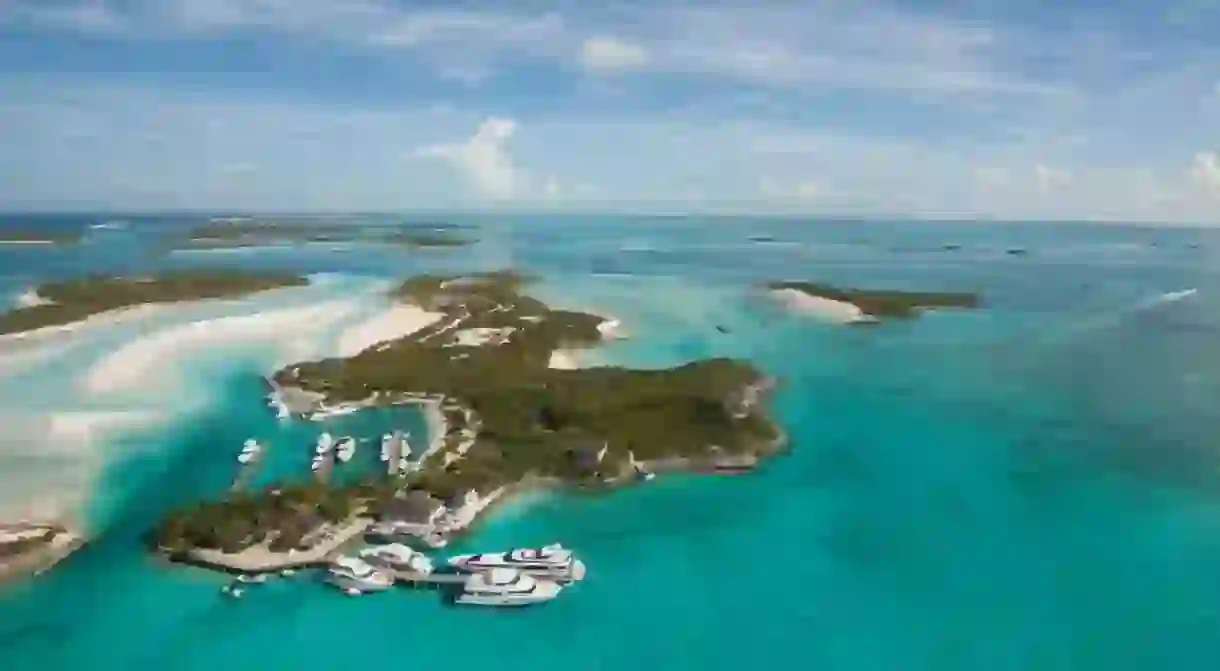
[322, 542, 585, 606]
[212, 540, 585, 608]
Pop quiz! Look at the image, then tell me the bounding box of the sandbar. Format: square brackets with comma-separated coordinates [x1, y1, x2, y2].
[335, 303, 445, 357]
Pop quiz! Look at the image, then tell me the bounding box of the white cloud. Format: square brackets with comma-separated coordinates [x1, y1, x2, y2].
[1035, 163, 1072, 193]
[758, 177, 823, 201]
[2, 2, 1070, 100]
[416, 117, 521, 199]
[1191, 151, 1220, 192]
[579, 36, 649, 72]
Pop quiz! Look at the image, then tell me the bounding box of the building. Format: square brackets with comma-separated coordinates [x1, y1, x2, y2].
[371, 490, 446, 539]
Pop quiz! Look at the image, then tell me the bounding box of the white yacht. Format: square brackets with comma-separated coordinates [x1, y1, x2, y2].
[315, 432, 334, 455]
[358, 543, 435, 575]
[447, 544, 585, 583]
[334, 437, 356, 463]
[379, 433, 394, 462]
[454, 568, 562, 607]
[237, 439, 262, 464]
[326, 556, 394, 594]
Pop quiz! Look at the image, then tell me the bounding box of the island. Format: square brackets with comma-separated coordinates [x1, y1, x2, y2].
[152, 270, 784, 568]
[0, 522, 83, 583]
[0, 229, 83, 246]
[181, 220, 473, 250]
[0, 271, 309, 335]
[766, 280, 980, 322]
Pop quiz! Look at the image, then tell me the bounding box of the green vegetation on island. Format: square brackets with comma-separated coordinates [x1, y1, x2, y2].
[153, 271, 782, 556]
[182, 220, 473, 250]
[0, 271, 309, 335]
[156, 482, 386, 555]
[767, 280, 980, 319]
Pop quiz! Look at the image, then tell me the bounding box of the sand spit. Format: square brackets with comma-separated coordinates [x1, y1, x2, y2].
[83, 298, 362, 394]
[768, 288, 870, 324]
[334, 303, 445, 357]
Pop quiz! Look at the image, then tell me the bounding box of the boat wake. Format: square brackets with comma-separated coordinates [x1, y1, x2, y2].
[1045, 288, 1199, 344]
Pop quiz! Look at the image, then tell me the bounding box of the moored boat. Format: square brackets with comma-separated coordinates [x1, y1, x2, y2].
[326, 556, 394, 594]
[447, 543, 585, 583]
[454, 568, 562, 607]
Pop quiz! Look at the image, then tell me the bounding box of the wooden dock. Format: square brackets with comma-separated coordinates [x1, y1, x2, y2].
[230, 455, 264, 492]
[313, 450, 336, 484]
[386, 431, 403, 477]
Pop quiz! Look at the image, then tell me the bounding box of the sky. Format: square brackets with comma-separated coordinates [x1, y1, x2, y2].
[1, 0, 1219, 222]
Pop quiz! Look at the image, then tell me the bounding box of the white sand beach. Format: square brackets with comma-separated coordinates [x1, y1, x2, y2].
[334, 303, 445, 357]
[769, 288, 869, 324]
[0, 304, 160, 346]
[83, 298, 362, 394]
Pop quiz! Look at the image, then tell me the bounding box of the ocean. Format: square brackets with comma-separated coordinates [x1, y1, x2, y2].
[3, 214, 1220, 670]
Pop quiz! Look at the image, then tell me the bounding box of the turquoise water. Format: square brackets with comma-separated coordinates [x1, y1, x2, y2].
[4, 215, 1220, 669]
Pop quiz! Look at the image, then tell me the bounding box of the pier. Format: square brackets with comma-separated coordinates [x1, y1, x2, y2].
[386, 569, 471, 586]
[385, 431, 404, 477]
[313, 450, 336, 484]
[230, 450, 266, 492]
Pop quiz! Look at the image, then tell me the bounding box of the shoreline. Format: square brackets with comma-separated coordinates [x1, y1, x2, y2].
[0, 526, 86, 587]
[768, 288, 874, 324]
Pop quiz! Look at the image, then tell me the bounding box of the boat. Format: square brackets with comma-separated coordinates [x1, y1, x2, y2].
[310, 455, 325, 472]
[326, 557, 394, 594]
[358, 543, 435, 574]
[237, 439, 262, 464]
[447, 544, 585, 583]
[334, 437, 356, 463]
[454, 568, 563, 607]
[379, 433, 394, 462]
[236, 573, 268, 584]
[315, 432, 334, 455]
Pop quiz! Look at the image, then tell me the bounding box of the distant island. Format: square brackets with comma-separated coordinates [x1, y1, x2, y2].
[0, 229, 83, 246]
[766, 280, 980, 323]
[0, 271, 309, 335]
[153, 270, 783, 566]
[181, 220, 473, 250]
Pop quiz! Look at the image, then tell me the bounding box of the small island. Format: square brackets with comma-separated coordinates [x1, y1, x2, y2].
[0, 271, 309, 335]
[766, 280, 980, 322]
[0, 229, 83, 246]
[0, 522, 83, 583]
[153, 270, 783, 568]
[182, 220, 473, 250]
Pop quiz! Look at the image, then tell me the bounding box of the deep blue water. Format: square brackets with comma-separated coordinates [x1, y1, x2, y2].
[3, 214, 1220, 670]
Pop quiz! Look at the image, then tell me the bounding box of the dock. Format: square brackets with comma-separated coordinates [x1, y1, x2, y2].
[385, 431, 403, 477]
[229, 457, 263, 492]
[387, 569, 471, 586]
[313, 450, 336, 484]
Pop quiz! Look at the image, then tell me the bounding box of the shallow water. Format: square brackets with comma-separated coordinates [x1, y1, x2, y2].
[3, 214, 1220, 670]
